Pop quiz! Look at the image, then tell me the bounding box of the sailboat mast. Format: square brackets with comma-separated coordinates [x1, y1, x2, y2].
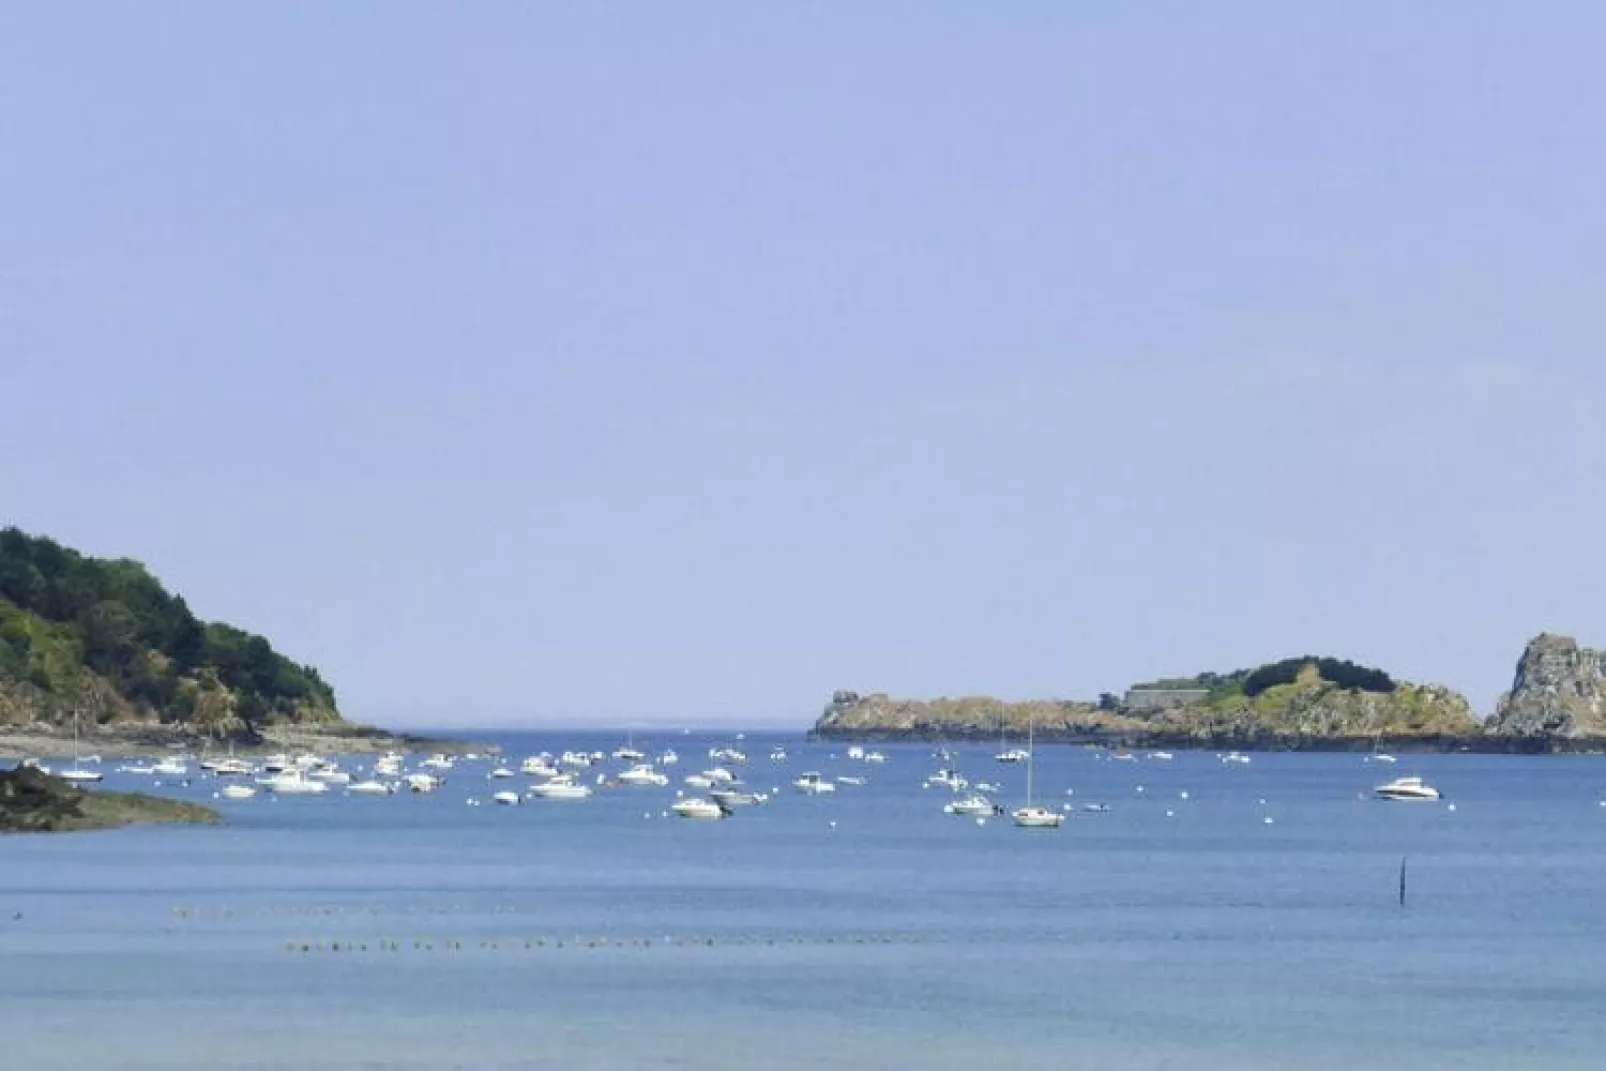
[1026, 717, 1034, 805]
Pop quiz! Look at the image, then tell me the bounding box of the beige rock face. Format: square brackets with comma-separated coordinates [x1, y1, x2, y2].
[1492, 634, 1606, 739]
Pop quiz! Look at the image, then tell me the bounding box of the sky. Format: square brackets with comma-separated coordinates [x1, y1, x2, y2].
[2, 3, 1603, 728]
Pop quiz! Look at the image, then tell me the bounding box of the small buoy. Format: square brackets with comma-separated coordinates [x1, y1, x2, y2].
[1179, 791, 1190, 800]
[1447, 803, 1457, 812]
[1136, 785, 1145, 794]
[1263, 816, 1274, 824]
[1165, 810, 1175, 818]
[828, 820, 837, 829]
[1257, 797, 1267, 805]
[974, 817, 985, 826]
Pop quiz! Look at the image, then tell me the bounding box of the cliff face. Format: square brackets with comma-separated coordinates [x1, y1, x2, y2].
[1492, 634, 1606, 739]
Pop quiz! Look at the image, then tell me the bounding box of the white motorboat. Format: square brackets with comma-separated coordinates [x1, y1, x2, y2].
[769, 747, 788, 763]
[119, 763, 156, 775]
[924, 769, 968, 792]
[793, 771, 836, 795]
[864, 751, 886, 764]
[259, 753, 290, 773]
[1374, 775, 1441, 801]
[560, 751, 594, 769]
[710, 789, 768, 808]
[492, 790, 520, 806]
[1012, 716, 1063, 828]
[683, 774, 716, 789]
[528, 776, 592, 800]
[406, 773, 444, 794]
[58, 767, 103, 783]
[213, 757, 254, 777]
[708, 747, 747, 765]
[308, 767, 352, 786]
[219, 784, 257, 800]
[656, 749, 680, 766]
[704, 767, 739, 786]
[1366, 753, 1399, 764]
[617, 764, 669, 787]
[1220, 751, 1252, 765]
[487, 766, 516, 779]
[1110, 750, 1137, 763]
[945, 794, 999, 817]
[265, 770, 329, 795]
[1148, 751, 1175, 762]
[420, 754, 455, 771]
[835, 775, 867, 787]
[152, 758, 188, 777]
[995, 749, 1030, 764]
[847, 746, 865, 761]
[347, 780, 394, 796]
[672, 797, 727, 819]
[521, 756, 559, 777]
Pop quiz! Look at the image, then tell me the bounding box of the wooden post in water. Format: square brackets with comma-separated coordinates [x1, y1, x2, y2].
[1399, 855, 1408, 908]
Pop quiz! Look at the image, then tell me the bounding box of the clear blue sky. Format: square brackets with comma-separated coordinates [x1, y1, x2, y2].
[3, 4, 1602, 727]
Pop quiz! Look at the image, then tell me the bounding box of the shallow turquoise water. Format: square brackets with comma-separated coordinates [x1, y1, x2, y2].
[4, 733, 1605, 1069]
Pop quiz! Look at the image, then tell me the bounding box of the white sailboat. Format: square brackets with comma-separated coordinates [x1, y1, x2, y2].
[1011, 716, 1062, 828]
[58, 713, 103, 783]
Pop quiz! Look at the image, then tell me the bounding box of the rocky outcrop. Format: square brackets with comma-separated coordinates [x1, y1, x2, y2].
[1491, 634, 1606, 740]
[814, 666, 1484, 749]
[0, 765, 220, 833]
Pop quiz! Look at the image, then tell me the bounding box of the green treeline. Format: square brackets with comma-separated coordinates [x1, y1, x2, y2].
[0, 527, 337, 732]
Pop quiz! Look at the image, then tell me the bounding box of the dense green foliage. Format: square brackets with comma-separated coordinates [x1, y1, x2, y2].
[1241, 657, 1395, 697]
[0, 527, 336, 731]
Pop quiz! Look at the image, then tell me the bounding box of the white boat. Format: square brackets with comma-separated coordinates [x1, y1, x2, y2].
[847, 746, 865, 761]
[1148, 751, 1175, 762]
[528, 776, 592, 800]
[656, 749, 680, 766]
[152, 758, 188, 777]
[835, 775, 867, 787]
[704, 767, 738, 786]
[708, 747, 747, 765]
[683, 774, 716, 789]
[521, 756, 559, 777]
[617, 764, 670, 787]
[1220, 751, 1252, 765]
[220, 784, 257, 800]
[944, 794, 999, 817]
[710, 789, 768, 808]
[420, 754, 455, 771]
[792, 771, 836, 795]
[672, 797, 726, 819]
[213, 757, 254, 777]
[1012, 716, 1063, 828]
[1110, 750, 1137, 763]
[58, 716, 101, 782]
[347, 780, 395, 796]
[995, 748, 1030, 764]
[308, 767, 352, 785]
[924, 769, 968, 792]
[265, 770, 329, 795]
[119, 763, 156, 775]
[487, 766, 516, 779]
[769, 747, 788, 763]
[560, 751, 594, 769]
[259, 753, 290, 773]
[1374, 775, 1441, 801]
[1366, 753, 1399, 764]
[613, 731, 645, 762]
[492, 790, 520, 806]
[406, 773, 444, 794]
[864, 751, 887, 764]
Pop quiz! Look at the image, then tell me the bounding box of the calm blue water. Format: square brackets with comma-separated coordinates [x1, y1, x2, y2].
[4, 731, 1605, 1070]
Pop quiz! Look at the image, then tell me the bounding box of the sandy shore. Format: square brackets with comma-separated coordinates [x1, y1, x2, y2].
[0, 722, 488, 760]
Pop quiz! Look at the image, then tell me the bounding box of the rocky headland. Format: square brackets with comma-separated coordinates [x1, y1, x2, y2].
[0, 764, 220, 833]
[814, 635, 1606, 752]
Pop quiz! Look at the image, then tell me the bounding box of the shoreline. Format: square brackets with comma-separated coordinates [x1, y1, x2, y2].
[0, 722, 489, 760]
[808, 727, 1606, 754]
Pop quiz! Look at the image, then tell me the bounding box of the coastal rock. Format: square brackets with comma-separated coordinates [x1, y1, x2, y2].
[0, 765, 220, 833]
[1491, 634, 1606, 739]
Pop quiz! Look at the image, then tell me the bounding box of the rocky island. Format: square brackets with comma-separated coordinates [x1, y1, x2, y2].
[0, 764, 219, 833]
[0, 526, 430, 757]
[814, 636, 1606, 752]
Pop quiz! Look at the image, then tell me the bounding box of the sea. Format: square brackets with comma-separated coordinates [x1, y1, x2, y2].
[3, 730, 1604, 1070]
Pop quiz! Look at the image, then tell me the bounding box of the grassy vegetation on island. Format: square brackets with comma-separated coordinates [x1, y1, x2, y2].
[0, 527, 340, 738]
